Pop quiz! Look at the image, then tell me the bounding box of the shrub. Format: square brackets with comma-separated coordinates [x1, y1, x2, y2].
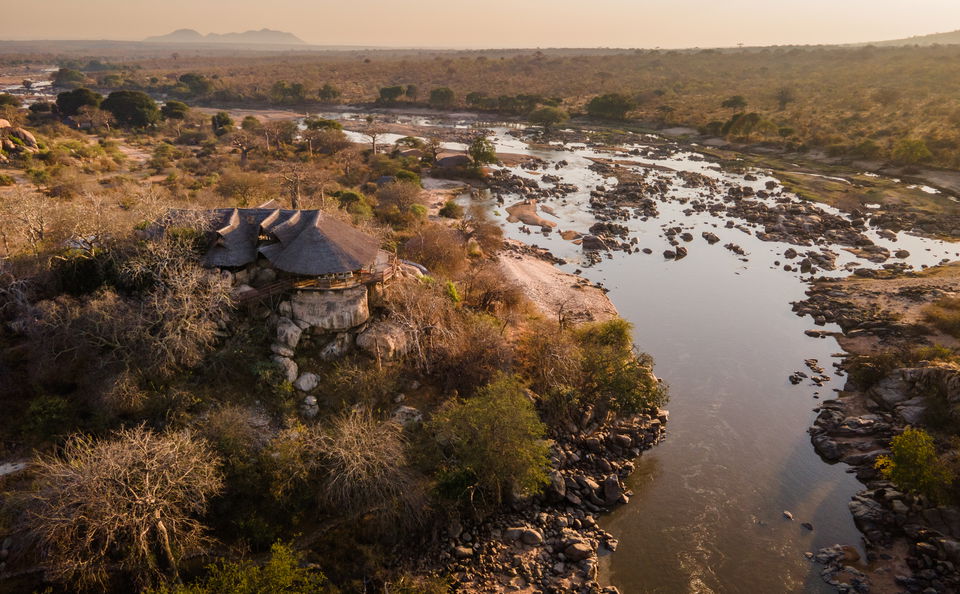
[0, 174, 14, 186]
[876, 427, 953, 502]
[21, 395, 75, 442]
[575, 318, 667, 414]
[316, 407, 426, 526]
[587, 93, 636, 120]
[152, 542, 334, 594]
[439, 199, 464, 218]
[924, 297, 960, 338]
[429, 373, 550, 502]
[402, 225, 468, 277]
[28, 427, 223, 589]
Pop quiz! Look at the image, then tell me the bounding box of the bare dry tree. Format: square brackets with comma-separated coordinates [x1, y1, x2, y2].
[316, 407, 426, 527]
[0, 187, 55, 256]
[279, 162, 317, 209]
[27, 426, 223, 589]
[384, 279, 456, 374]
[229, 130, 262, 164]
[361, 118, 389, 154]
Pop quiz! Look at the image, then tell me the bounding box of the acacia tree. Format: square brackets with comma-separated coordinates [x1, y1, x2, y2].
[28, 426, 223, 589]
[467, 135, 498, 167]
[528, 106, 569, 132]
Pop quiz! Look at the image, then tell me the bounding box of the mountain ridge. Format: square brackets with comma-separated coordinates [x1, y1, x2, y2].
[144, 28, 305, 45]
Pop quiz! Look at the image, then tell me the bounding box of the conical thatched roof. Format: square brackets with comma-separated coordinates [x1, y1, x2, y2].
[200, 208, 380, 275]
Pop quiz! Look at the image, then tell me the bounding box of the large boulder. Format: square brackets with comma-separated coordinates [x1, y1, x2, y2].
[275, 317, 303, 349]
[290, 286, 369, 332]
[356, 320, 410, 360]
[293, 372, 319, 392]
[7, 127, 38, 150]
[271, 355, 298, 383]
[869, 371, 912, 408]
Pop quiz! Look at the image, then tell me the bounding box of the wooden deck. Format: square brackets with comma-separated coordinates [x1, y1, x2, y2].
[234, 258, 396, 304]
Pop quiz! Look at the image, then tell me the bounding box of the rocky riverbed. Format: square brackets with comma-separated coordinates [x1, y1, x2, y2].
[411, 407, 668, 593]
[795, 267, 960, 593]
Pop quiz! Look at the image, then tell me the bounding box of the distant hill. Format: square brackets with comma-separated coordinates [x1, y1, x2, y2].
[868, 29, 960, 47]
[144, 28, 305, 45]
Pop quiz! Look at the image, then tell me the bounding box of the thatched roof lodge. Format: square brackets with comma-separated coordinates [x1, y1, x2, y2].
[179, 207, 395, 301]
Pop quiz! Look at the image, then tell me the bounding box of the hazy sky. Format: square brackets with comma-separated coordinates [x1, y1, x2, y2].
[2, 0, 959, 48]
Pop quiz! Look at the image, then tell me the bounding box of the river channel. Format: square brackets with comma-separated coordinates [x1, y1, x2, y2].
[330, 111, 958, 592]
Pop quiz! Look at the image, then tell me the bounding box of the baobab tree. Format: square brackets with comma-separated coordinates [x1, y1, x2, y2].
[362, 117, 389, 154]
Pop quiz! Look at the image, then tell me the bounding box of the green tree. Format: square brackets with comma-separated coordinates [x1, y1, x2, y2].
[0, 93, 21, 108]
[318, 83, 341, 102]
[101, 90, 160, 127]
[405, 84, 418, 101]
[56, 87, 103, 117]
[721, 95, 748, 112]
[528, 106, 569, 131]
[152, 542, 334, 594]
[467, 135, 497, 167]
[177, 73, 214, 96]
[586, 93, 636, 120]
[429, 374, 550, 502]
[379, 85, 405, 103]
[161, 100, 190, 120]
[876, 427, 953, 501]
[575, 318, 667, 414]
[775, 87, 796, 110]
[52, 68, 86, 88]
[429, 87, 456, 109]
[892, 138, 933, 165]
[211, 111, 234, 136]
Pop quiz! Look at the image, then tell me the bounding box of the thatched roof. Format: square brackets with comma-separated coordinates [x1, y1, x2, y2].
[202, 208, 380, 275]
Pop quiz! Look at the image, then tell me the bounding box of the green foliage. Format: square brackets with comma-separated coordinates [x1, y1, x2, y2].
[379, 85, 405, 103]
[0, 174, 14, 186]
[528, 106, 569, 131]
[153, 542, 334, 594]
[22, 395, 75, 442]
[161, 100, 190, 120]
[318, 83, 341, 102]
[876, 427, 953, 502]
[52, 68, 87, 88]
[721, 95, 748, 111]
[444, 280, 461, 303]
[892, 138, 933, 165]
[101, 90, 160, 128]
[211, 111, 234, 136]
[269, 80, 308, 105]
[429, 374, 550, 502]
[56, 87, 103, 117]
[304, 117, 342, 131]
[467, 136, 497, 167]
[0, 93, 21, 108]
[574, 318, 668, 414]
[587, 93, 636, 120]
[924, 297, 960, 338]
[429, 87, 455, 109]
[177, 73, 214, 97]
[439, 199, 464, 219]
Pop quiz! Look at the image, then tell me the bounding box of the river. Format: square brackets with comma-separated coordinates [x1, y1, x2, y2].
[332, 111, 958, 592]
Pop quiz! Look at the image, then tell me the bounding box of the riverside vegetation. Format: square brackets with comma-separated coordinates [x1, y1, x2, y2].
[5, 43, 960, 168]
[0, 82, 667, 593]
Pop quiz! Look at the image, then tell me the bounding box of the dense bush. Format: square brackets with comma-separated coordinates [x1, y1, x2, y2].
[429, 373, 550, 503]
[876, 427, 953, 502]
[152, 542, 334, 594]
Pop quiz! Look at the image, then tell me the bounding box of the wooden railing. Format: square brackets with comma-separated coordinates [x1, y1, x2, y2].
[233, 258, 397, 304]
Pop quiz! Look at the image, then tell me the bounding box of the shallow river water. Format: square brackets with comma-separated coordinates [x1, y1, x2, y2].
[331, 112, 960, 592]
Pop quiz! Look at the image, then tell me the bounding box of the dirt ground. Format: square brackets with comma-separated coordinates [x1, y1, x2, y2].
[497, 240, 617, 324]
